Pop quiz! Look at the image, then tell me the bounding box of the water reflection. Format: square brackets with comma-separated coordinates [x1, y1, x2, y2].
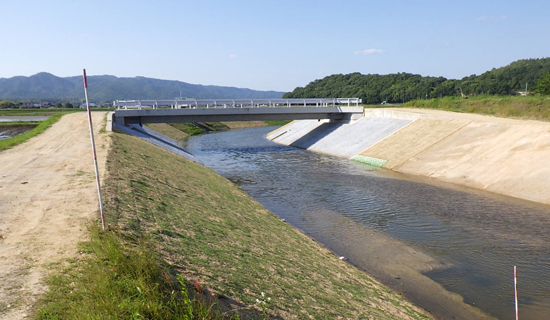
[187, 126, 550, 320]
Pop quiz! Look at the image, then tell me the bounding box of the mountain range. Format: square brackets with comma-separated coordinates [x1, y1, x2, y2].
[3, 57, 549, 105]
[0, 73, 285, 102]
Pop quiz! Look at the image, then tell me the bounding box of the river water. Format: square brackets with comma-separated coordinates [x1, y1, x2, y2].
[186, 126, 550, 320]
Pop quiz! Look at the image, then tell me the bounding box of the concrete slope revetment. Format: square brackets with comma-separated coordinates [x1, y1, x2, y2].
[267, 117, 412, 158]
[268, 108, 550, 205]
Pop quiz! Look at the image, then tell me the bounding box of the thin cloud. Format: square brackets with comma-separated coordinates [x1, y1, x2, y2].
[476, 15, 508, 21]
[426, 43, 451, 48]
[354, 49, 384, 55]
[229, 54, 237, 59]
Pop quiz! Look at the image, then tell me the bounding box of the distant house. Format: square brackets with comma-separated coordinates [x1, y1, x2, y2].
[512, 91, 530, 96]
[19, 102, 34, 109]
[19, 102, 42, 109]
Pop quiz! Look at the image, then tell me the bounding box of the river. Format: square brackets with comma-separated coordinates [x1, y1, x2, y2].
[186, 126, 550, 320]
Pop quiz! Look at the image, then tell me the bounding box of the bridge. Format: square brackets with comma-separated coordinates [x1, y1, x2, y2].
[113, 98, 361, 109]
[113, 98, 364, 126]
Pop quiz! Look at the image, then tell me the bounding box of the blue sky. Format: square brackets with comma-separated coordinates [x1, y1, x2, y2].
[2, 0, 549, 92]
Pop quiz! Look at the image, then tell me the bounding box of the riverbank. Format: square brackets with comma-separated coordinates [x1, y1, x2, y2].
[0, 114, 430, 319]
[403, 95, 550, 122]
[268, 108, 550, 205]
[0, 113, 110, 319]
[84, 130, 429, 319]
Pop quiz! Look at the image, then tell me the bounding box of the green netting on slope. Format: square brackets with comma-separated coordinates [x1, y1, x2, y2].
[351, 155, 388, 168]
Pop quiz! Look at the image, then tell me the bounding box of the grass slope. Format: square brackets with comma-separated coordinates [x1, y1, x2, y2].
[145, 123, 190, 141]
[37, 226, 217, 320]
[146, 121, 292, 139]
[98, 132, 427, 319]
[402, 95, 550, 121]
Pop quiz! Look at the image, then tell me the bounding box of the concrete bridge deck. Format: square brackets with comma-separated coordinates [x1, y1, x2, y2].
[113, 106, 364, 126]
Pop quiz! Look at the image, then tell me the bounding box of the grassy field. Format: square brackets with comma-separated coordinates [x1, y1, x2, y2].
[36, 131, 428, 319]
[401, 95, 550, 121]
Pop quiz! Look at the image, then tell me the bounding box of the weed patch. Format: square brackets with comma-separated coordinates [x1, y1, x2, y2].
[264, 120, 291, 126]
[35, 226, 228, 320]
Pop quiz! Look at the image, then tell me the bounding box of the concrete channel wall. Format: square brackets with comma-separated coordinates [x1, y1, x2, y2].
[268, 108, 550, 205]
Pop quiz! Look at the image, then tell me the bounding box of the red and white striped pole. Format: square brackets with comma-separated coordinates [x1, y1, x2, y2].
[514, 266, 519, 320]
[83, 69, 106, 231]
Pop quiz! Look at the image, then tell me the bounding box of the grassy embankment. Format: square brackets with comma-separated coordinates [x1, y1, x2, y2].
[146, 121, 291, 138]
[36, 127, 428, 319]
[401, 95, 550, 121]
[0, 113, 65, 152]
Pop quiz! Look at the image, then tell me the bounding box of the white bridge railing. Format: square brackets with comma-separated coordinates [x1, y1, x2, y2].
[113, 98, 361, 110]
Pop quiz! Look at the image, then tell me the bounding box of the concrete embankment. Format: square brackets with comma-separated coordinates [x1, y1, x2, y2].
[268, 108, 550, 205]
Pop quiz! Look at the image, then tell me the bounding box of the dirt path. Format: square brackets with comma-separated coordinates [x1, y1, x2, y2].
[0, 112, 110, 319]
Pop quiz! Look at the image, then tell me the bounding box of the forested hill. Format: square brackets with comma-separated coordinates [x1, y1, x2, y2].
[0, 73, 284, 102]
[283, 58, 550, 104]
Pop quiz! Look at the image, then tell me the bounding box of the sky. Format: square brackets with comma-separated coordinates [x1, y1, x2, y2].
[2, 0, 550, 92]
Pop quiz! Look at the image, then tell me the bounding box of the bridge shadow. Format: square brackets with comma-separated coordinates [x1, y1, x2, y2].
[114, 123, 200, 163]
[289, 122, 342, 149]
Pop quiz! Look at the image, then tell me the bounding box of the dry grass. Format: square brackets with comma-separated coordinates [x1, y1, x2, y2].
[403, 95, 550, 122]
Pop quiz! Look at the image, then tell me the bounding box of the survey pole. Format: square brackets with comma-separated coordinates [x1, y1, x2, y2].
[82, 69, 106, 231]
[514, 266, 519, 320]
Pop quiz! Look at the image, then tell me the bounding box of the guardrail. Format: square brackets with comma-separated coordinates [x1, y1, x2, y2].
[113, 98, 362, 110]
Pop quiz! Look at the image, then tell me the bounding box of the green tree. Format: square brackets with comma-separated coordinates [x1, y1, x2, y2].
[0, 100, 16, 108]
[535, 73, 550, 95]
[283, 58, 550, 101]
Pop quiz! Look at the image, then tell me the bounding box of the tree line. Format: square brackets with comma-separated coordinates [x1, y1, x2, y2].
[283, 58, 550, 103]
